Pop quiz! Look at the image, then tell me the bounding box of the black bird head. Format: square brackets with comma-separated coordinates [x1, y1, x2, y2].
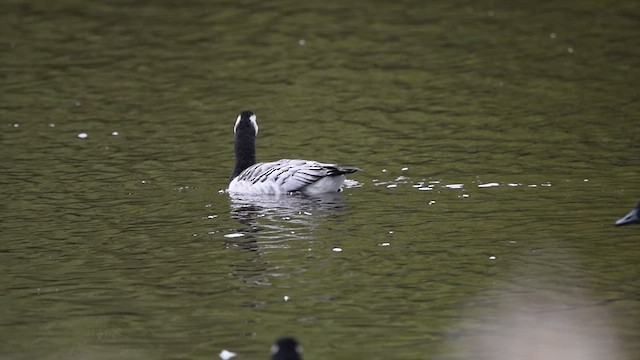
[271, 337, 302, 360]
[234, 110, 258, 136]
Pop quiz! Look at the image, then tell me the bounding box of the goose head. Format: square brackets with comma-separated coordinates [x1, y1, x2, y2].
[271, 337, 302, 360]
[234, 110, 258, 137]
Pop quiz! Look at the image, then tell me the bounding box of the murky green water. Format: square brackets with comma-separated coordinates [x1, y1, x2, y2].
[2, 1, 639, 359]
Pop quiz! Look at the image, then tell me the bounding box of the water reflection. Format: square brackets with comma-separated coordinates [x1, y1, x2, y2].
[224, 192, 349, 251]
[223, 193, 351, 286]
[229, 192, 348, 221]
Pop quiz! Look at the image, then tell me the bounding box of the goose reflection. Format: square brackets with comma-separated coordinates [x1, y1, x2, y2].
[226, 192, 350, 250]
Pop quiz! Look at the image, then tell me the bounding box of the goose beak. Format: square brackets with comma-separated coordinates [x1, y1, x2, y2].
[615, 206, 640, 226]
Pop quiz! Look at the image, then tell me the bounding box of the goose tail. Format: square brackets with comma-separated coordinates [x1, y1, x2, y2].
[340, 166, 360, 175]
[328, 166, 359, 176]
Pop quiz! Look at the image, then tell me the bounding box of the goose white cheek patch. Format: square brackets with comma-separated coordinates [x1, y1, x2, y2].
[233, 114, 259, 136]
[249, 114, 258, 135]
[233, 115, 241, 133]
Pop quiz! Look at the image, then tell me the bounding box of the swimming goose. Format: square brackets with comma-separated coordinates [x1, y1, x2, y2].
[228, 111, 359, 195]
[615, 202, 640, 226]
[271, 337, 303, 360]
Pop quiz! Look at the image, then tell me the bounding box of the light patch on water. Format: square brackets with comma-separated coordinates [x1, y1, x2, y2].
[77, 132, 88, 139]
[48, 123, 55, 127]
[370, 173, 562, 193]
[298, 39, 305, 45]
[219, 349, 237, 360]
[439, 251, 626, 360]
[442, 305, 624, 360]
[343, 179, 362, 188]
[379, 242, 390, 247]
[224, 233, 244, 238]
[283, 295, 290, 301]
[332, 247, 343, 252]
[445, 183, 464, 189]
[111, 131, 119, 136]
[428, 200, 436, 205]
[401, 167, 409, 171]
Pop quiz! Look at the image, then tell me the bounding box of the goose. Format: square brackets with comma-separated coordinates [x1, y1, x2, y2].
[615, 202, 640, 226]
[271, 337, 303, 360]
[228, 111, 359, 195]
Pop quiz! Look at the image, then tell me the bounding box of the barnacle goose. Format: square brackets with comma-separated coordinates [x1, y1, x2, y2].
[228, 111, 359, 195]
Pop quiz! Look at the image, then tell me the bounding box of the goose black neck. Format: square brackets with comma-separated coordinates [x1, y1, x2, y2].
[231, 128, 256, 179]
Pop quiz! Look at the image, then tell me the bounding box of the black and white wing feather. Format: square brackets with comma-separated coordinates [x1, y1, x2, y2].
[229, 159, 358, 195]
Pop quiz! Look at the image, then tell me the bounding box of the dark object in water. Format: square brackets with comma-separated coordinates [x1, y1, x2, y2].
[615, 202, 640, 226]
[271, 337, 303, 360]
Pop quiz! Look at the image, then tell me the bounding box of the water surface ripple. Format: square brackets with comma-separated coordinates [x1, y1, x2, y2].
[1, 1, 639, 359]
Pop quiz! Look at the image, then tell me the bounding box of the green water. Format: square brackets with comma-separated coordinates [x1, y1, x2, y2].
[2, 1, 639, 359]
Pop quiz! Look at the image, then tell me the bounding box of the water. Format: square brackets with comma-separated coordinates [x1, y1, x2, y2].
[2, 1, 639, 359]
